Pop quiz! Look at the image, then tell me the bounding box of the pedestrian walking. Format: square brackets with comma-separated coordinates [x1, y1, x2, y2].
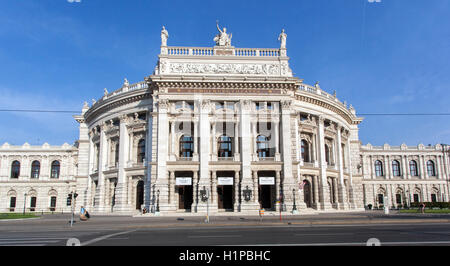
[80, 206, 89, 221]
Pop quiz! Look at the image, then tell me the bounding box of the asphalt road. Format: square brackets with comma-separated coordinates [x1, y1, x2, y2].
[1, 211, 450, 246]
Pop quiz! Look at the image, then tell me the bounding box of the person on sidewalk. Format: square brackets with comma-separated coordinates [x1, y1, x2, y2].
[419, 203, 425, 214]
[80, 206, 90, 221]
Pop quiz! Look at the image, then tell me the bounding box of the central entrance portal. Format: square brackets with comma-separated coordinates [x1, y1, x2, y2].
[217, 172, 235, 211]
[258, 171, 276, 210]
[217, 185, 233, 210]
[176, 172, 193, 211]
[178, 185, 193, 210]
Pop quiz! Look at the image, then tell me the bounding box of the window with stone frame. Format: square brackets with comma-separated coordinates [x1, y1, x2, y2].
[137, 139, 146, 163]
[375, 160, 383, 177]
[11, 160, 20, 179]
[31, 160, 40, 179]
[115, 142, 120, 166]
[392, 160, 401, 176]
[409, 160, 418, 176]
[257, 135, 272, 158]
[218, 135, 233, 158]
[179, 135, 194, 158]
[301, 139, 310, 162]
[50, 160, 60, 179]
[426, 160, 436, 176]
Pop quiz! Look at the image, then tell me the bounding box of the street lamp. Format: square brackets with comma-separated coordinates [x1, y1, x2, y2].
[156, 190, 160, 213]
[23, 193, 28, 215]
[243, 186, 252, 202]
[292, 188, 297, 211]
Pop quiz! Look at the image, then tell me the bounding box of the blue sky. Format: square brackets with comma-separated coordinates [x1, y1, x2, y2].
[0, 0, 449, 146]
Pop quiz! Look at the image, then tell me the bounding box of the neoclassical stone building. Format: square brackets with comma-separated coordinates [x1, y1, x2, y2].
[0, 26, 449, 214]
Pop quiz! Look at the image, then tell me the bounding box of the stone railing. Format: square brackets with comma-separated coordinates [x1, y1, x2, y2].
[166, 46, 280, 57]
[298, 84, 350, 112]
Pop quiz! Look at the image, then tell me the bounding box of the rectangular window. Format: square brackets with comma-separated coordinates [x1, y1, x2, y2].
[413, 194, 419, 203]
[396, 194, 402, 204]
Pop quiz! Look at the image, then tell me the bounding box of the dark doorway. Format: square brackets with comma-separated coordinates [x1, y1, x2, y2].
[303, 180, 312, 208]
[217, 185, 233, 210]
[259, 185, 274, 210]
[178, 185, 193, 210]
[136, 180, 144, 210]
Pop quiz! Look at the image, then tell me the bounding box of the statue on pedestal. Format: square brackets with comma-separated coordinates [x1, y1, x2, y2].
[214, 21, 232, 46]
[278, 29, 287, 49]
[161, 26, 169, 47]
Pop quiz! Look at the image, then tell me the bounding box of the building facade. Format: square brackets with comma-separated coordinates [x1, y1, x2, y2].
[1, 27, 449, 214]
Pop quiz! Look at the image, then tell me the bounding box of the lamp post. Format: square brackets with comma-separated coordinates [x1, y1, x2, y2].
[23, 193, 27, 215]
[292, 188, 298, 214]
[156, 190, 160, 213]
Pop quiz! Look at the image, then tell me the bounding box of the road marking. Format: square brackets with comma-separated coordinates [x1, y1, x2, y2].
[81, 229, 137, 246]
[231, 240, 450, 246]
[294, 233, 354, 236]
[188, 235, 241, 238]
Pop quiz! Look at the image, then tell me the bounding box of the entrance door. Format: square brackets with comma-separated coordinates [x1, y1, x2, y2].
[136, 181, 144, 210]
[303, 181, 312, 208]
[217, 185, 233, 210]
[178, 185, 193, 210]
[259, 185, 273, 210]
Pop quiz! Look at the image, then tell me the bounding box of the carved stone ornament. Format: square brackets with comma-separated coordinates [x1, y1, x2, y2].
[281, 100, 291, 109]
[158, 99, 169, 109]
[163, 63, 284, 76]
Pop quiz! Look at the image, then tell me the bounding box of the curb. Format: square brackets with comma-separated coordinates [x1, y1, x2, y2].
[0, 217, 42, 222]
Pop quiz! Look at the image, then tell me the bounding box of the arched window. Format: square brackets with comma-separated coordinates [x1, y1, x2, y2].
[218, 135, 233, 158]
[427, 160, 436, 176]
[137, 139, 146, 163]
[31, 161, 40, 179]
[301, 140, 310, 162]
[375, 160, 383, 177]
[179, 135, 193, 158]
[392, 160, 401, 176]
[257, 135, 271, 158]
[11, 160, 20, 179]
[324, 144, 330, 165]
[409, 160, 418, 176]
[50, 161, 60, 179]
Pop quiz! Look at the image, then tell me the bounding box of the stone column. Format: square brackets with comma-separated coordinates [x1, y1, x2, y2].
[170, 121, 176, 160]
[144, 110, 154, 211]
[197, 100, 212, 213]
[211, 171, 217, 206]
[313, 175, 319, 209]
[405, 155, 411, 179]
[317, 116, 332, 210]
[336, 125, 348, 209]
[280, 100, 296, 211]
[274, 120, 280, 161]
[193, 120, 199, 161]
[211, 122, 217, 161]
[192, 171, 198, 211]
[234, 121, 240, 161]
[240, 100, 260, 213]
[113, 115, 130, 212]
[234, 171, 240, 211]
[94, 123, 108, 213]
[384, 155, 390, 180]
[252, 121, 258, 161]
[169, 171, 175, 205]
[275, 171, 281, 211]
[436, 156, 442, 179]
[253, 171, 259, 205]
[156, 99, 171, 211]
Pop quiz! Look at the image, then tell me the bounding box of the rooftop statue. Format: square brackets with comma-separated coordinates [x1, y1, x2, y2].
[161, 26, 169, 47]
[214, 21, 232, 46]
[278, 29, 287, 49]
